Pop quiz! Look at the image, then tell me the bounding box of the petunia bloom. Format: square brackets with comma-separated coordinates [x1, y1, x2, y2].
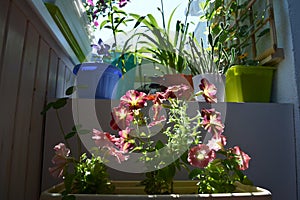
[105, 146, 129, 163]
[230, 146, 251, 170]
[164, 84, 190, 99]
[120, 90, 147, 110]
[92, 129, 129, 163]
[92, 128, 120, 148]
[199, 78, 217, 103]
[207, 135, 227, 151]
[201, 108, 225, 137]
[110, 105, 134, 130]
[118, 127, 134, 152]
[188, 144, 216, 168]
[48, 143, 70, 178]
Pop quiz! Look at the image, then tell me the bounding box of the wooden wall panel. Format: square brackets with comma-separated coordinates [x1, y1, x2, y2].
[25, 38, 51, 200]
[47, 50, 59, 98]
[0, 1, 77, 199]
[0, 3, 27, 200]
[56, 60, 67, 97]
[8, 22, 39, 200]
[0, 0, 10, 68]
[65, 66, 75, 91]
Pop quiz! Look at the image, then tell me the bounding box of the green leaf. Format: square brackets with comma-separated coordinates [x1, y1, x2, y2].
[65, 131, 76, 140]
[114, 17, 126, 30]
[134, 16, 146, 28]
[188, 168, 202, 179]
[147, 14, 159, 27]
[65, 86, 76, 95]
[52, 98, 68, 109]
[180, 151, 189, 165]
[40, 102, 53, 115]
[63, 173, 75, 193]
[100, 19, 110, 29]
[155, 140, 164, 150]
[72, 124, 82, 131]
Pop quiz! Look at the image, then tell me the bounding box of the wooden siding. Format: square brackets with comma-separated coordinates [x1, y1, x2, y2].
[0, 0, 76, 199]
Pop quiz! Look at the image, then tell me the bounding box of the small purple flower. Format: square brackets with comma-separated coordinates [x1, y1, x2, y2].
[87, 0, 94, 6]
[119, 0, 129, 7]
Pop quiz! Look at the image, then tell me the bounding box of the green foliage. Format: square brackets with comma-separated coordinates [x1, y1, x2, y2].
[141, 160, 180, 194]
[44, 85, 114, 197]
[201, 0, 271, 66]
[68, 154, 115, 194]
[189, 151, 253, 194]
[138, 99, 202, 194]
[122, 0, 194, 74]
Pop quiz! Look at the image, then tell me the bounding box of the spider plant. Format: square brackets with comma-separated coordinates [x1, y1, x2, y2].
[121, 0, 193, 74]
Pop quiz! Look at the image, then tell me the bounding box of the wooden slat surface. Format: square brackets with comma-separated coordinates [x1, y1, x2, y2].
[0, 0, 10, 73]
[25, 38, 51, 200]
[0, 3, 27, 200]
[56, 59, 67, 97]
[0, 1, 79, 199]
[47, 50, 59, 98]
[8, 22, 39, 200]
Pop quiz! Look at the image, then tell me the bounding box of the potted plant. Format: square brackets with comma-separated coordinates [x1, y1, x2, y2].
[201, 0, 277, 102]
[40, 78, 271, 199]
[119, 0, 195, 98]
[184, 22, 234, 102]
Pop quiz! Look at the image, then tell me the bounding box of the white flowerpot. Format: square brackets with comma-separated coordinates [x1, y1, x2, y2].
[192, 73, 226, 102]
[40, 181, 272, 200]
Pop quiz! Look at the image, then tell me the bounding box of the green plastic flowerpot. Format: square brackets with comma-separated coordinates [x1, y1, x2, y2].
[225, 65, 276, 102]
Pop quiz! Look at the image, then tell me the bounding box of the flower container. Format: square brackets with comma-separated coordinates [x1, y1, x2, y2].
[40, 180, 272, 200]
[150, 74, 194, 99]
[225, 65, 276, 102]
[73, 62, 122, 99]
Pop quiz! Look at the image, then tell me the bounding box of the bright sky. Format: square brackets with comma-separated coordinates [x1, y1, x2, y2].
[97, 0, 200, 45]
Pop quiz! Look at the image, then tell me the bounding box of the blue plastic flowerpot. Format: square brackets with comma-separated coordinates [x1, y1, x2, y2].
[73, 62, 122, 99]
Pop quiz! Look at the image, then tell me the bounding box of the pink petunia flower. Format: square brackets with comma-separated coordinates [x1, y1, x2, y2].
[164, 84, 190, 99]
[118, 128, 134, 152]
[120, 90, 147, 110]
[199, 78, 217, 103]
[110, 105, 134, 130]
[230, 146, 251, 170]
[103, 146, 129, 163]
[48, 143, 70, 178]
[188, 144, 216, 168]
[92, 129, 120, 148]
[207, 135, 227, 151]
[201, 108, 225, 137]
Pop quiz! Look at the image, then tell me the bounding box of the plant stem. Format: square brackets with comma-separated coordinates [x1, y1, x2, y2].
[55, 110, 70, 148]
[160, 0, 166, 32]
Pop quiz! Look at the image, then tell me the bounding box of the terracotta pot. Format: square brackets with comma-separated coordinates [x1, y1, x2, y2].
[150, 74, 194, 99]
[40, 180, 272, 200]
